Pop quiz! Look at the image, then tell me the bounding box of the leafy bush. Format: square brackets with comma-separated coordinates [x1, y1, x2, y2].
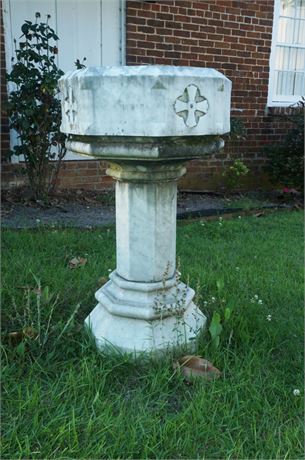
[222, 117, 249, 191]
[5, 13, 66, 200]
[222, 159, 250, 191]
[264, 100, 304, 191]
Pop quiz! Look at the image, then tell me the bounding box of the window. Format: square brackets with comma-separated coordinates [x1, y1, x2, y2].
[268, 0, 305, 106]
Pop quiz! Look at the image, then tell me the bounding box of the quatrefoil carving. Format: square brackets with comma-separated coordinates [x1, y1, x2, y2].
[174, 84, 209, 128]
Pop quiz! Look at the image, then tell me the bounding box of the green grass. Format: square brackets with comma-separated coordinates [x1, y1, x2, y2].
[1, 211, 304, 459]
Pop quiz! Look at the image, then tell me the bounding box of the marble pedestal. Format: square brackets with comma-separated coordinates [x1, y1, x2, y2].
[59, 65, 231, 354]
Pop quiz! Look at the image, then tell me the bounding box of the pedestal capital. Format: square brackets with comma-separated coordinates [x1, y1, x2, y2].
[106, 161, 186, 183]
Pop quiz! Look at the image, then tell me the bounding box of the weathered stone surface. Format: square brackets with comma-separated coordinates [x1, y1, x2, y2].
[65, 136, 225, 161]
[59, 65, 231, 138]
[85, 270, 206, 353]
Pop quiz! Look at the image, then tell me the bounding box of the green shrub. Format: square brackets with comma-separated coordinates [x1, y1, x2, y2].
[264, 101, 304, 191]
[5, 13, 66, 201]
[222, 159, 250, 191]
[221, 118, 249, 191]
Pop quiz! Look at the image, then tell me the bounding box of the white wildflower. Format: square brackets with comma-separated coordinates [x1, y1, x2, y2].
[211, 296, 216, 303]
[235, 266, 240, 271]
[258, 299, 263, 305]
[293, 389, 300, 396]
[266, 314, 272, 321]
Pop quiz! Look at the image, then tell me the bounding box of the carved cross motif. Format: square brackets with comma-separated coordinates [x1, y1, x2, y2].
[174, 84, 209, 128]
[64, 86, 77, 126]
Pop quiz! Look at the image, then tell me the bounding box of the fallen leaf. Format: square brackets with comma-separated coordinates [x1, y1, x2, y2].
[173, 355, 221, 382]
[17, 285, 41, 295]
[69, 257, 87, 269]
[84, 196, 94, 203]
[7, 331, 23, 347]
[98, 276, 108, 286]
[7, 327, 38, 347]
[255, 212, 265, 218]
[0, 208, 13, 217]
[23, 326, 38, 339]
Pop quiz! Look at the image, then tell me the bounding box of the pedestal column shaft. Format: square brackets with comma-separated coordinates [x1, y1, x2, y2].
[116, 180, 177, 283]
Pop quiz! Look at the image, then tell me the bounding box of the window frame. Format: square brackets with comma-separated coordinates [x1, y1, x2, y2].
[268, 0, 305, 107]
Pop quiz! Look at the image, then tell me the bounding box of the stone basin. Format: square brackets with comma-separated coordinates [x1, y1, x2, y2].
[59, 65, 231, 354]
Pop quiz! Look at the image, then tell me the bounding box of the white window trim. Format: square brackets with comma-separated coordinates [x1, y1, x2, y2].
[268, 0, 305, 107]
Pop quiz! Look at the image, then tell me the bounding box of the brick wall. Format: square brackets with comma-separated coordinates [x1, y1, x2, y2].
[56, 161, 113, 190]
[126, 0, 293, 190]
[1, 0, 295, 192]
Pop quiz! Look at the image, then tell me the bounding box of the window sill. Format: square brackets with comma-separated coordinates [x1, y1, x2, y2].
[267, 97, 303, 108]
[264, 104, 302, 117]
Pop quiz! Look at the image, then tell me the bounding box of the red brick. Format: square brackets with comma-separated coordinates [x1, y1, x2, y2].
[137, 26, 155, 34]
[137, 10, 156, 19]
[1, 0, 295, 192]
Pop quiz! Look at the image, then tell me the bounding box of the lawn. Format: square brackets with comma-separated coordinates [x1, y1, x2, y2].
[1, 211, 304, 459]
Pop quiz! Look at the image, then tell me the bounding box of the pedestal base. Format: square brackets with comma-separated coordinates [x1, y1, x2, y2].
[85, 271, 206, 354]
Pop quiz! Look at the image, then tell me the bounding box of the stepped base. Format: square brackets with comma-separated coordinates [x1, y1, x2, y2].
[85, 271, 206, 354]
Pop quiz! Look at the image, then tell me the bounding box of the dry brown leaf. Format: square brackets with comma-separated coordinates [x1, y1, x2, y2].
[98, 276, 108, 286]
[7, 331, 23, 346]
[255, 212, 265, 218]
[17, 286, 41, 295]
[69, 257, 87, 269]
[0, 208, 12, 217]
[23, 327, 38, 339]
[173, 355, 221, 382]
[7, 327, 38, 347]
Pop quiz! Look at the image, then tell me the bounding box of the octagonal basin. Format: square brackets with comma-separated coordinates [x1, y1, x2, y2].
[59, 65, 231, 147]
